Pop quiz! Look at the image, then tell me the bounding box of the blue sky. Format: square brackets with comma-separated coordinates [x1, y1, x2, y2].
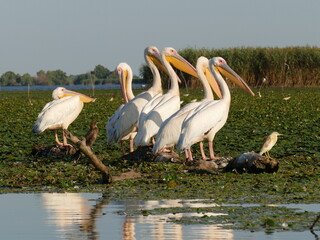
[0, 0, 319, 76]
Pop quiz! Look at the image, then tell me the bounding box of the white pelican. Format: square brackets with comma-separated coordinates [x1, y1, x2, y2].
[106, 62, 136, 152]
[152, 56, 222, 158]
[177, 57, 255, 160]
[134, 47, 199, 146]
[32, 87, 95, 146]
[113, 46, 163, 147]
[259, 132, 283, 158]
[106, 62, 134, 143]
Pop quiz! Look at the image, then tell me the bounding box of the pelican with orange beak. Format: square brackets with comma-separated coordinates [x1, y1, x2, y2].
[134, 47, 199, 146]
[32, 87, 95, 146]
[177, 57, 255, 160]
[153, 56, 222, 157]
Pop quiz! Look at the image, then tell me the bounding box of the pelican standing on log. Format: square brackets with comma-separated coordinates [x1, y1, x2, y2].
[32, 87, 95, 146]
[152, 56, 222, 158]
[177, 57, 255, 160]
[134, 47, 199, 146]
[113, 46, 163, 150]
[106, 63, 135, 152]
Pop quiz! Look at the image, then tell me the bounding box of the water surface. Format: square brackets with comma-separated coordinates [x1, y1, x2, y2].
[0, 84, 146, 92]
[0, 193, 319, 240]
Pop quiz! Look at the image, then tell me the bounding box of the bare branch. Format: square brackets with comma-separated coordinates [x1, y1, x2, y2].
[64, 129, 112, 183]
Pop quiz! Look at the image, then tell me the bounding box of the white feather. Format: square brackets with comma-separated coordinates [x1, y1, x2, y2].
[33, 96, 83, 134]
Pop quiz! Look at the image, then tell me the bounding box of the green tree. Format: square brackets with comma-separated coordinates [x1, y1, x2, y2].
[93, 65, 110, 79]
[21, 73, 34, 85]
[34, 70, 48, 85]
[47, 70, 68, 85]
[0, 71, 20, 86]
[73, 73, 90, 85]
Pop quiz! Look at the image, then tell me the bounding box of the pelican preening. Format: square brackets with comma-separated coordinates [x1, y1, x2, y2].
[259, 132, 283, 158]
[134, 47, 199, 146]
[32, 87, 95, 146]
[177, 57, 255, 160]
[106, 62, 136, 152]
[152, 56, 222, 158]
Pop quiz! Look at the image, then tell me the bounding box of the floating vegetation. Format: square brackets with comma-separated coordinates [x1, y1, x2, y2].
[0, 88, 319, 207]
[115, 199, 320, 232]
[169, 205, 320, 232]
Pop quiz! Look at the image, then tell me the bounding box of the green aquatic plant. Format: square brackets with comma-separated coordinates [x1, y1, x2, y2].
[0, 88, 319, 206]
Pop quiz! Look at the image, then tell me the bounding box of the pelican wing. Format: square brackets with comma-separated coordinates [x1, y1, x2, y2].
[182, 99, 217, 125]
[178, 101, 228, 151]
[138, 92, 163, 130]
[114, 91, 153, 142]
[33, 96, 83, 134]
[106, 104, 124, 144]
[153, 101, 201, 153]
[134, 94, 181, 146]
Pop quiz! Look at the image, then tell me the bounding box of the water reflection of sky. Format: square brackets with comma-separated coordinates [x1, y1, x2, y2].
[0, 193, 319, 240]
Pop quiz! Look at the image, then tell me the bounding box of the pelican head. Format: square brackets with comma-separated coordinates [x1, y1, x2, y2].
[196, 56, 222, 99]
[117, 62, 132, 104]
[162, 47, 198, 78]
[52, 87, 95, 103]
[144, 46, 165, 71]
[209, 57, 255, 96]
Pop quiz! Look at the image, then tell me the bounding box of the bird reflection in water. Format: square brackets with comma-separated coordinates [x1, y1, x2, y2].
[41, 193, 108, 239]
[121, 199, 234, 240]
[42, 194, 234, 240]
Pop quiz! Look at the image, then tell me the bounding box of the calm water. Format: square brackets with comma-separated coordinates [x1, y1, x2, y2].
[0, 84, 146, 92]
[0, 193, 319, 240]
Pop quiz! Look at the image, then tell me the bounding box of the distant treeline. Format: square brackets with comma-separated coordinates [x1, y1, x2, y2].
[1, 46, 319, 87]
[0, 64, 143, 87]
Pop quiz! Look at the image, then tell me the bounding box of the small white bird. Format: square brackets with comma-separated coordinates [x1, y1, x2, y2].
[259, 132, 283, 158]
[32, 87, 95, 146]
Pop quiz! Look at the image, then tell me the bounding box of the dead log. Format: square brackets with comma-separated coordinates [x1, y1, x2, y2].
[225, 151, 279, 173]
[63, 129, 112, 183]
[31, 145, 79, 159]
[154, 151, 183, 163]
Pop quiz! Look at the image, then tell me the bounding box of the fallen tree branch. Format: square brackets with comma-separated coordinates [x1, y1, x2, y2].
[64, 129, 112, 183]
[310, 214, 320, 230]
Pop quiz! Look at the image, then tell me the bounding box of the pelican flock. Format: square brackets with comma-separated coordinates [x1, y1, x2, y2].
[32, 87, 95, 146]
[107, 46, 163, 153]
[134, 47, 199, 146]
[177, 57, 255, 160]
[33, 46, 256, 162]
[152, 56, 222, 158]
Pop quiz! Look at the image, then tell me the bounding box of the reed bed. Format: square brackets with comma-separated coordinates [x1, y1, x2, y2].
[176, 46, 320, 88]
